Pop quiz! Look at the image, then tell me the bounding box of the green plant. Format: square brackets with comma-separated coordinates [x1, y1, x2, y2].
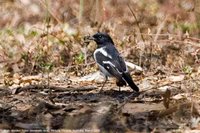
[182, 65, 193, 74]
[75, 52, 84, 64]
[175, 22, 197, 33]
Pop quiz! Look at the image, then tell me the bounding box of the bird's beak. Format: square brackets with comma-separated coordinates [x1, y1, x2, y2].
[83, 35, 95, 42]
[87, 36, 95, 40]
[84, 36, 95, 43]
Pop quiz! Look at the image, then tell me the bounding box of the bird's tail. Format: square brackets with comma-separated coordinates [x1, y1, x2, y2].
[122, 73, 139, 92]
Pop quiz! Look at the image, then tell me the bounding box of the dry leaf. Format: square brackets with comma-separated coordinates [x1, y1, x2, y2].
[168, 75, 185, 82]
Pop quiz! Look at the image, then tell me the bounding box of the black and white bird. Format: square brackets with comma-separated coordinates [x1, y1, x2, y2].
[88, 32, 139, 92]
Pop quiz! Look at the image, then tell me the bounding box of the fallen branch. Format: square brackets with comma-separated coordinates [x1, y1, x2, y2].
[125, 61, 143, 72]
[11, 84, 98, 94]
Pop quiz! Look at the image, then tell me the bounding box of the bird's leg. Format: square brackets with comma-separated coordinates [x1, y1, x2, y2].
[99, 76, 108, 92]
[118, 86, 121, 92]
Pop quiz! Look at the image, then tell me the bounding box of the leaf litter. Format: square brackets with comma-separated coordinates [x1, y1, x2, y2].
[0, 69, 200, 132]
[1, 0, 200, 132]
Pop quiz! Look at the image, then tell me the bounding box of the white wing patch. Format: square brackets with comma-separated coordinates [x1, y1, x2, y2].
[94, 47, 112, 59]
[102, 61, 122, 74]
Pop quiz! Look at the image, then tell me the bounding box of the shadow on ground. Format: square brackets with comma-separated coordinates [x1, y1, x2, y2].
[0, 84, 195, 132]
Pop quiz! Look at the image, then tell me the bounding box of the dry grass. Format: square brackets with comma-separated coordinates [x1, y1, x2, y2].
[1, 0, 200, 131]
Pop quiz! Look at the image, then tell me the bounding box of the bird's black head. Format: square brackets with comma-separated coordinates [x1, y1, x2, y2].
[89, 32, 114, 47]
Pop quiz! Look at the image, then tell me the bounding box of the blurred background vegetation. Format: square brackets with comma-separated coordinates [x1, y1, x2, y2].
[0, 0, 200, 76]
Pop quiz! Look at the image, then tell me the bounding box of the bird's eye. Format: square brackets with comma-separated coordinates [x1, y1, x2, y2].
[98, 35, 102, 39]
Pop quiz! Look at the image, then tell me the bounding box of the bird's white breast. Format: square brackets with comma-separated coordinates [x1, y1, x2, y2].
[93, 47, 112, 60]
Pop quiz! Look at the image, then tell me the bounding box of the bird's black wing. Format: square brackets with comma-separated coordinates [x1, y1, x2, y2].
[113, 51, 139, 92]
[116, 54, 128, 72]
[104, 45, 128, 72]
[94, 45, 139, 92]
[94, 46, 125, 80]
